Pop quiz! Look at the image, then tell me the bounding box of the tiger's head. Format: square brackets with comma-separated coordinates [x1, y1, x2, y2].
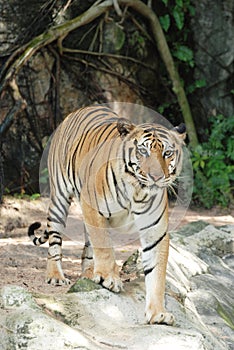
[117, 118, 186, 188]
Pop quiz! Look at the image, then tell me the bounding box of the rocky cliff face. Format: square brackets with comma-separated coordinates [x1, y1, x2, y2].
[190, 0, 234, 129]
[0, 221, 233, 349]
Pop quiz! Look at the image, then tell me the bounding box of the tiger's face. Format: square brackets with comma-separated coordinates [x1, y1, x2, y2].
[117, 119, 186, 188]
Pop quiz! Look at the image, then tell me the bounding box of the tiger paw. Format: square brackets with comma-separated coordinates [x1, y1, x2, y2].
[146, 311, 175, 325]
[46, 276, 71, 286]
[46, 260, 70, 286]
[81, 267, 94, 280]
[93, 273, 123, 293]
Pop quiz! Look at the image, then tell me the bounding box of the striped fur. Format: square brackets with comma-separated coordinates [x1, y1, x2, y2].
[28, 105, 186, 324]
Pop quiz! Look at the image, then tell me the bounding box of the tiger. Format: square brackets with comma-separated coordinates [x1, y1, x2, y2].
[28, 105, 186, 325]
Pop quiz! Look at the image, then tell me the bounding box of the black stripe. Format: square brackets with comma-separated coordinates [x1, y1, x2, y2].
[139, 204, 167, 231]
[111, 165, 129, 211]
[105, 139, 118, 195]
[51, 197, 67, 219]
[133, 193, 148, 203]
[49, 233, 62, 240]
[72, 168, 81, 196]
[88, 142, 104, 177]
[33, 237, 38, 245]
[143, 132, 153, 138]
[102, 183, 112, 218]
[111, 165, 118, 187]
[47, 217, 61, 224]
[96, 123, 117, 145]
[49, 241, 62, 246]
[47, 254, 61, 260]
[123, 145, 143, 183]
[132, 196, 156, 215]
[73, 111, 114, 159]
[77, 115, 110, 154]
[144, 266, 155, 276]
[133, 192, 163, 215]
[48, 208, 66, 226]
[142, 232, 167, 253]
[38, 237, 47, 245]
[55, 170, 70, 205]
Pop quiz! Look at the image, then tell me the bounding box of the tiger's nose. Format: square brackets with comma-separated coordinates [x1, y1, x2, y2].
[150, 174, 165, 182]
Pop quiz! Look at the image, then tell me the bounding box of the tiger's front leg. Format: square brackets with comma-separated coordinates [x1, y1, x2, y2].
[81, 199, 123, 293]
[141, 231, 174, 325]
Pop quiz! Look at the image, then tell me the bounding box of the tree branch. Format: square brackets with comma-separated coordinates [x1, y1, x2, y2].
[0, 0, 198, 146]
[0, 0, 114, 92]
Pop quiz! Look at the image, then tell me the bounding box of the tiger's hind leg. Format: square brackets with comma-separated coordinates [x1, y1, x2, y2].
[46, 192, 72, 286]
[81, 199, 123, 293]
[81, 225, 94, 279]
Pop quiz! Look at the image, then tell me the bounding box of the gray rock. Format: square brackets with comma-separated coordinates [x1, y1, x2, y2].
[0, 222, 233, 349]
[191, 0, 234, 122]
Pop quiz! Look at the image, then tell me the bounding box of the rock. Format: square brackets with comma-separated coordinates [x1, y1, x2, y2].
[0, 286, 100, 350]
[181, 224, 234, 257]
[191, 0, 234, 126]
[121, 249, 142, 276]
[68, 277, 102, 293]
[0, 222, 233, 349]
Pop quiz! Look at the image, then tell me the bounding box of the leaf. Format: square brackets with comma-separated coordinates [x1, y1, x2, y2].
[173, 45, 194, 66]
[172, 6, 184, 30]
[195, 79, 206, 88]
[176, 0, 183, 7]
[200, 160, 205, 169]
[159, 14, 171, 32]
[161, 0, 169, 6]
[187, 79, 206, 94]
[30, 193, 40, 200]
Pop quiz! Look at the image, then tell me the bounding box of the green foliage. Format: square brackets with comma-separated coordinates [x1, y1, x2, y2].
[187, 79, 206, 94]
[192, 115, 234, 208]
[157, 0, 201, 120]
[159, 0, 195, 65]
[172, 44, 194, 67]
[159, 14, 170, 32]
[159, 0, 195, 32]
[12, 192, 41, 200]
[172, 4, 185, 30]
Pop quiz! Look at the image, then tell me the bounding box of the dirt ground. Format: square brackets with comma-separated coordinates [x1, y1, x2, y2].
[0, 197, 233, 295]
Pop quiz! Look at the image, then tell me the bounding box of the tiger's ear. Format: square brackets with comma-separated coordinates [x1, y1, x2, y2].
[173, 123, 186, 141]
[117, 118, 135, 138]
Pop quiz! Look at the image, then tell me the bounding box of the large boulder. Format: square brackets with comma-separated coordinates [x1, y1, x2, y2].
[0, 222, 233, 349]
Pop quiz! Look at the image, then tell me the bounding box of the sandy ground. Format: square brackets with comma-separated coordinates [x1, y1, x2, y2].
[0, 197, 233, 295]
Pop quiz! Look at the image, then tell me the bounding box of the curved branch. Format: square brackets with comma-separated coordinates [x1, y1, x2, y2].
[0, 0, 113, 92]
[0, 0, 198, 146]
[60, 47, 156, 71]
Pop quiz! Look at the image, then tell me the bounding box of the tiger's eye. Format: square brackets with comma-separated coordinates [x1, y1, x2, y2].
[138, 147, 149, 156]
[164, 150, 173, 157]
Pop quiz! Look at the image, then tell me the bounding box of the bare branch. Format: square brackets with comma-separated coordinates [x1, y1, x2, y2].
[0, 0, 198, 146]
[0, 0, 114, 92]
